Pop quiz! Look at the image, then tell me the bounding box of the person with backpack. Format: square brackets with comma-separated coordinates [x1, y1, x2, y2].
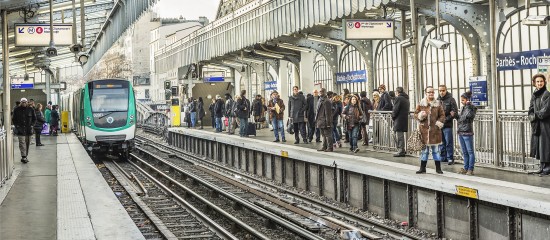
[359, 91, 373, 146]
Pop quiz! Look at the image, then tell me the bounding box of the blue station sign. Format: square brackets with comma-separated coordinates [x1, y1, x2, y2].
[204, 76, 225, 82]
[497, 49, 550, 71]
[336, 70, 367, 84]
[469, 76, 488, 107]
[264, 81, 277, 90]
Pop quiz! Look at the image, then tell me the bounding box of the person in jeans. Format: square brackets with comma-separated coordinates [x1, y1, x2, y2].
[12, 98, 36, 163]
[189, 97, 197, 127]
[437, 85, 458, 164]
[268, 91, 286, 142]
[456, 91, 477, 175]
[213, 95, 225, 132]
[224, 94, 236, 134]
[414, 86, 445, 174]
[342, 95, 364, 153]
[359, 91, 373, 146]
[331, 95, 343, 148]
[33, 103, 46, 146]
[235, 95, 249, 137]
[392, 87, 410, 157]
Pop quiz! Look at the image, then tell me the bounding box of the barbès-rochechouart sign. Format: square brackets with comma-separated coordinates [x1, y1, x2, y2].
[497, 49, 550, 71]
[336, 70, 367, 84]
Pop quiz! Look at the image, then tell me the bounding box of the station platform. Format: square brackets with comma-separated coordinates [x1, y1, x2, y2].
[0, 134, 144, 240]
[190, 126, 550, 189]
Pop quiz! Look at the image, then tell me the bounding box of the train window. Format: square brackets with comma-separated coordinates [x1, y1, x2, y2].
[90, 88, 129, 113]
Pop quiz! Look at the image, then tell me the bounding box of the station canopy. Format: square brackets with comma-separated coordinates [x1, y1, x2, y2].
[0, 0, 117, 76]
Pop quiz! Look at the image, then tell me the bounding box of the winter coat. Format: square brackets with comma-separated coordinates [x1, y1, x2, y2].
[306, 94, 316, 121]
[225, 98, 235, 117]
[198, 101, 205, 119]
[252, 99, 263, 117]
[241, 96, 251, 117]
[268, 98, 285, 120]
[214, 99, 225, 118]
[235, 99, 248, 119]
[529, 87, 550, 162]
[343, 104, 363, 129]
[316, 96, 333, 128]
[360, 97, 373, 125]
[392, 92, 410, 132]
[288, 93, 307, 123]
[45, 108, 51, 123]
[438, 92, 459, 128]
[377, 92, 393, 111]
[12, 106, 36, 136]
[413, 98, 445, 146]
[457, 103, 477, 135]
[34, 110, 46, 130]
[50, 110, 60, 127]
[332, 100, 343, 123]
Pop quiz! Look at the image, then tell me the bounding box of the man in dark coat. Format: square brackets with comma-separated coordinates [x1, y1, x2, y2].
[288, 86, 308, 144]
[377, 84, 393, 111]
[316, 88, 334, 152]
[306, 93, 318, 143]
[214, 95, 225, 132]
[224, 94, 236, 134]
[529, 74, 550, 176]
[235, 96, 249, 137]
[392, 87, 410, 157]
[359, 91, 373, 146]
[12, 98, 36, 163]
[437, 85, 459, 164]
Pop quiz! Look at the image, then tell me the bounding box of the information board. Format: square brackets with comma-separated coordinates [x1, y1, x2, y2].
[344, 20, 394, 40]
[497, 49, 550, 71]
[11, 76, 34, 89]
[15, 23, 74, 47]
[537, 56, 550, 75]
[469, 76, 488, 107]
[336, 70, 367, 84]
[203, 71, 225, 82]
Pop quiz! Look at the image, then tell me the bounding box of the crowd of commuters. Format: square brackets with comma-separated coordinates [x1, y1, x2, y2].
[11, 98, 59, 163]
[194, 73, 550, 176]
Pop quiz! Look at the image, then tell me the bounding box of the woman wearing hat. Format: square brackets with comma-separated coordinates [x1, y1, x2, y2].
[456, 91, 477, 175]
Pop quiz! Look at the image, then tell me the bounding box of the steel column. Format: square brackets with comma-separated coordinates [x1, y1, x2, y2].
[490, 0, 502, 167]
[2, 9, 13, 179]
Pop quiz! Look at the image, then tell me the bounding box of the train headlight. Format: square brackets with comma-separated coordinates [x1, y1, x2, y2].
[130, 115, 134, 120]
[86, 117, 91, 121]
[130, 120, 134, 125]
[86, 122, 92, 126]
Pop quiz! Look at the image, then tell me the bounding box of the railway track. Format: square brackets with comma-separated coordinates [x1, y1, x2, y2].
[135, 132, 425, 240]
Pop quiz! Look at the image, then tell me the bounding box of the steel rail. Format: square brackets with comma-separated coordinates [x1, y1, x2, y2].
[136, 135, 422, 240]
[133, 146, 325, 240]
[128, 154, 243, 240]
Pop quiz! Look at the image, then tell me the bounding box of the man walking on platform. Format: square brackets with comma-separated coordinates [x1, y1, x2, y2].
[268, 91, 286, 142]
[12, 98, 36, 163]
[316, 88, 334, 152]
[392, 87, 410, 157]
[289, 86, 308, 144]
[437, 85, 458, 164]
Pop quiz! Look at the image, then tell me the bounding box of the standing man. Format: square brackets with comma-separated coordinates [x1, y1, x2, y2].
[306, 92, 317, 143]
[214, 95, 225, 132]
[437, 85, 458, 165]
[189, 97, 197, 128]
[240, 90, 251, 134]
[392, 87, 410, 157]
[359, 91, 373, 146]
[316, 88, 334, 152]
[268, 91, 286, 142]
[288, 86, 308, 144]
[224, 94, 235, 134]
[377, 84, 393, 111]
[311, 89, 321, 142]
[12, 98, 36, 163]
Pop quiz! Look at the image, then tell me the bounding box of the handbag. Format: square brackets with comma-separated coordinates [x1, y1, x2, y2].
[406, 128, 426, 152]
[258, 116, 266, 122]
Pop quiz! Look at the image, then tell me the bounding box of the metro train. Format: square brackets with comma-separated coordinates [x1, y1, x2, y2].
[63, 79, 136, 158]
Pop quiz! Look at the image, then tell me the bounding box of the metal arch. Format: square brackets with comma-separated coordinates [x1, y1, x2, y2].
[264, 59, 280, 74]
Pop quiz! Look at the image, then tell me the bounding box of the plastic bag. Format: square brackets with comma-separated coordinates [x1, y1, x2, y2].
[41, 123, 50, 135]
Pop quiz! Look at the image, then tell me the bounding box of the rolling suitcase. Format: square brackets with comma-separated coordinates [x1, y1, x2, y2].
[247, 122, 257, 136]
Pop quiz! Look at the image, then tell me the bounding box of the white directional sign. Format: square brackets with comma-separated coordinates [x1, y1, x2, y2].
[343, 20, 395, 40]
[14, 23, 74, 47]
[537, 56, 550, 73]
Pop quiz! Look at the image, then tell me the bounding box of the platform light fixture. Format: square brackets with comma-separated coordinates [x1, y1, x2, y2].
[240, 57, 264, 64]
[222, 60, 245, 69]
[522, 15, 550, 26]
[277, 43, 312, 53]
[306, 34, 346, 46]
[254, 50, 284, 59]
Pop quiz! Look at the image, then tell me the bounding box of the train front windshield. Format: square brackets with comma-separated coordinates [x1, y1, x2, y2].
[90, 82, 129, 113]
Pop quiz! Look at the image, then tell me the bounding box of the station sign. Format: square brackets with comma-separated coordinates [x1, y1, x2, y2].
[203, 71, 225, 82]
[336, 70, 367, 84]
[11, 76, 34, 89]
[537, 56, 550, 74]
[264, 81, 277, 90]
[497, 49, 550, 71]
[14, 23, 74, 47]
[469, 76, 488, 107]
[343, 19, 395, 40]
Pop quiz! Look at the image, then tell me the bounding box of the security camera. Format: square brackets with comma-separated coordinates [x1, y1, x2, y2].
[69, 44, 83, 53]
[400, 37, 415, 48]
[523, 15, 550, 26]
[427, 38, 451, 50]
[46, 47, 57, 57]
[78, 53, 89, 65]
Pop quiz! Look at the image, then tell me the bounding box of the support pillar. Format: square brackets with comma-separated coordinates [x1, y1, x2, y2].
[278, 61, 290, 124]
[489, 0, 501, 166]
[2, 9, 14, 178]
[299, 51, 315, 94]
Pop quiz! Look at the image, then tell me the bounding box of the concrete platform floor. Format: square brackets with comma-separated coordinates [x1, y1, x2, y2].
[0, 135, 57, 240]
[188, 126, 550, 189]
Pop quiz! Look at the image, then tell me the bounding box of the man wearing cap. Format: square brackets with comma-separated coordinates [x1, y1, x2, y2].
[12, 98, 36, 163]
[377, 84, 393, 111]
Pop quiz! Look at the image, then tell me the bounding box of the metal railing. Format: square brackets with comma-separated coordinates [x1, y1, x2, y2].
[1, 127, 9, 186]
[370, 110, 536, 172]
